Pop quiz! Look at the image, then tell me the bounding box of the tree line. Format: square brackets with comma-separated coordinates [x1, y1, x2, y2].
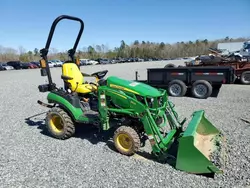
[0, 36, 249, 62]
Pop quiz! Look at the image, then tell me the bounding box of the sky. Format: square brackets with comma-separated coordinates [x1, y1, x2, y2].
[0, 0, 249, 52]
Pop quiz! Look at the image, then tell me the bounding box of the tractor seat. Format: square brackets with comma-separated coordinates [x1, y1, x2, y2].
[61, 62, 97, 94]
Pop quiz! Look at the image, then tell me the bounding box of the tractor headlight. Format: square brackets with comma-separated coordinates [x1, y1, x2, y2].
[158, 97, 163, 106]
[146, 97, 154, 108]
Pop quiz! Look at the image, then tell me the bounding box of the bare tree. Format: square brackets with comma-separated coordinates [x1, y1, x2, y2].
[18, 46, 26, 54]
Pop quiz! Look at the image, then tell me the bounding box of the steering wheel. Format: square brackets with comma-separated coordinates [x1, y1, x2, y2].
[91, 70, 108, 79]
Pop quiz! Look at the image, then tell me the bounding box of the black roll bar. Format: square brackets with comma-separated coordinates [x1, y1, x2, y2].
[39, 15, 84, 90]
[40, 15, 84, 59]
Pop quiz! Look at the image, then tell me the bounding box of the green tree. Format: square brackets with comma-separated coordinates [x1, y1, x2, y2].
[1, 36, 250, 62]
[34, 48, 39, 56]
[159, 42, 165, 49]
[133, 40, 139, 45]
[87, 46, 95, 58]
[203, 39, 208, 44]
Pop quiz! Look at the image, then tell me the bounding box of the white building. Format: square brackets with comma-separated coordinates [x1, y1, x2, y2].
[217, 42, 244, 52]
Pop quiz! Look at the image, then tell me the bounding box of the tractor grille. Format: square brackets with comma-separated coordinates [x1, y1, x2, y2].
[135, 95, 164, 108]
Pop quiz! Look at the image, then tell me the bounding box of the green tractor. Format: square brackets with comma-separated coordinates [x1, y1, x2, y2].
[37, 15, 226, 175]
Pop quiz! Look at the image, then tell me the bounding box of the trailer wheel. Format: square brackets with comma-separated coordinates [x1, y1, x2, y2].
[191, 80, 212, 99]
[240, 71, 250, 85]
[164, 63, 176, 68]
[167, 80, 187, 97]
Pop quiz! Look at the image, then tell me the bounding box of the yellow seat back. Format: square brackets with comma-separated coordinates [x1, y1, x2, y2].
[61, 62, 98, 94]
[62, 63, 83, 91]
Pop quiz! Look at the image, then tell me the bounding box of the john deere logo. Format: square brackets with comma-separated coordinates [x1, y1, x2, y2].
[110, 84, 125, 90]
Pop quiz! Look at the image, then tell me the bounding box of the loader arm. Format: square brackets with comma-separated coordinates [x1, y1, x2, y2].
[140, 110, 178, 155]
[97, 86, 180, 155]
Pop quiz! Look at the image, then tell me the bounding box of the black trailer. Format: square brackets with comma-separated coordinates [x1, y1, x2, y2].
[135, 66, 236, 99]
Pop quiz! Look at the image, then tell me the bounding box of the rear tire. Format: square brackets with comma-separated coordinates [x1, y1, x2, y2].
[167, 80, 187, 97]
[113, 126, 140, 156]
[45, 106, 75, 139]
[191, 80, 212, 99]
[240, 71, 250, 85]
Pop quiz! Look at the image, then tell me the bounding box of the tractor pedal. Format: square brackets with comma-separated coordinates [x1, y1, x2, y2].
[80, 101, 91, 111]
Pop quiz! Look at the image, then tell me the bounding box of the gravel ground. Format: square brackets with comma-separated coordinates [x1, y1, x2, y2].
[0, 60, 249, 188]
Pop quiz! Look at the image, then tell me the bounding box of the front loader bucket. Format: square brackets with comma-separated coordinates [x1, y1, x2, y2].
[175, 110, 226, 174]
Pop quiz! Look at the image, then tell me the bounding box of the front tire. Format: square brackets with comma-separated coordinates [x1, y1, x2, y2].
[113, 126, 140, 156]
[45, 106, 75, 139]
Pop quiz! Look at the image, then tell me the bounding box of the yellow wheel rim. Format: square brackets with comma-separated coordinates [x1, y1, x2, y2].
[116, 133, 133, 152]
[49, 114, 64, 133]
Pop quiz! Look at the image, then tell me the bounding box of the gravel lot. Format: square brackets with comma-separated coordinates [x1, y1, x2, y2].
[0, 60, 249, 188]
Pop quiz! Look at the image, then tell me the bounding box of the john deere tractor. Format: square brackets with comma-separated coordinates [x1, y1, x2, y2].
[37, 15, 226, 175]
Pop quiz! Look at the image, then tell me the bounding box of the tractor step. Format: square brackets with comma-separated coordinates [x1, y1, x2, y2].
[80, 101, 99, 120]
[83, 110, 99, 119]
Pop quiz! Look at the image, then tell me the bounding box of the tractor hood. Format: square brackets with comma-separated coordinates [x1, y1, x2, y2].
[107, 76, 162, 97]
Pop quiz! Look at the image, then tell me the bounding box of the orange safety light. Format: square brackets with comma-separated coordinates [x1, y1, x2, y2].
[76, 58, 80, 66]
[40, 59, 47, 68]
